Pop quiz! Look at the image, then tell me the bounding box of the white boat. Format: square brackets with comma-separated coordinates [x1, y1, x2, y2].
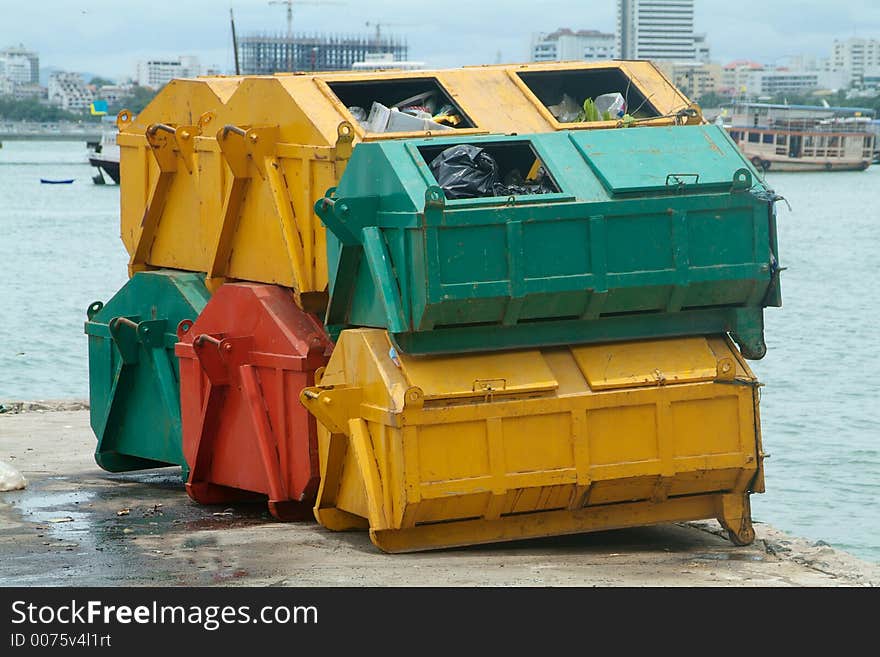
[724, 101, 875, 172]
[88, 115, 120, 184]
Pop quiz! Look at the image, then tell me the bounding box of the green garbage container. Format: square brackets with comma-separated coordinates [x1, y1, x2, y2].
[84, 270, 210, 477]
[316, 125, 782, 358]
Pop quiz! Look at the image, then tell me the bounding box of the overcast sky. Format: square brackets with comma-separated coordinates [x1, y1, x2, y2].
[4, 0, 880, 79]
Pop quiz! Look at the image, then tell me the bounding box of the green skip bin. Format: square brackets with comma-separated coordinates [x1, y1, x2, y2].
[316, 125, 782, 358]
[84, 270, 210, 478]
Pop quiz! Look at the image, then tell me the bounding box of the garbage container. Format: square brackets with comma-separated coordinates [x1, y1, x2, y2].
[300, 124, 780, 551]
[118, 62, 700, 308]
[105, 61, 704, 484]
[316, 126, 781, 359]
[175, 283, 332, 519]
[301, 330, 763, 552]
[84, 270, 210, 477]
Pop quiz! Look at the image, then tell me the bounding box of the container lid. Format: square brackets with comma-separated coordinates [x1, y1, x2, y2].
[399, 349, 558, 400]
[570, 126, 751, 195]
[571, 337, 720, 390]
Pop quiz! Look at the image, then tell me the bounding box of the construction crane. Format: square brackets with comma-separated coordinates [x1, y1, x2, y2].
[269, 0, 344, 39]
[365, 21, 414, 45]
[268, 0, 344, 72]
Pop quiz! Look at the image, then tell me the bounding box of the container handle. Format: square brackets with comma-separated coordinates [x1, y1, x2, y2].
[665, 173, 700, 188]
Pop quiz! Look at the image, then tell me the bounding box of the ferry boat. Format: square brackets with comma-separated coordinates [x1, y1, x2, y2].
[88, 115, 120, 184]
[725, 102, 875, 172]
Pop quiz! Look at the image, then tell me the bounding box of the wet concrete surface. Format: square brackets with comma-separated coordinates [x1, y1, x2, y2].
[1, 409, 878, 587]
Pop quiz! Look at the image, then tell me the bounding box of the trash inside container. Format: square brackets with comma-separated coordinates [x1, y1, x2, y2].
[175, 283, 332, 519]
[84, 270, 210, 477]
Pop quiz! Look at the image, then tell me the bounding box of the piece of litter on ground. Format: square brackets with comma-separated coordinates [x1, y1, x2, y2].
[0, 460, 27, 491]
[117, 508, 131, 516]
[212, 512, 233, 517]
[47, 517, 74, 523]
[122, 528, 134, 534]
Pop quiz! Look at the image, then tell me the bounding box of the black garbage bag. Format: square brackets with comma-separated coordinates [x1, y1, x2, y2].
[429, 145, 499, 199]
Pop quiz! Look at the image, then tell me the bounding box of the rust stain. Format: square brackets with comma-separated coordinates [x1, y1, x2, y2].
[703, 131, 722, 154]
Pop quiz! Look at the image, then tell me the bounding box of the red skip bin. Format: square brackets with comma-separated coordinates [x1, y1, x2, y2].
[175, 283, 333, 520]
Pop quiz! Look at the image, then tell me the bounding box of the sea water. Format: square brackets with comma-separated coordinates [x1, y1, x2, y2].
[0, 141, 128, 399]
[0, 141, 878, 563]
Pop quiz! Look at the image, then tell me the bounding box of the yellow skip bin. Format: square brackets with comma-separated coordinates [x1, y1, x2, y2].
[301, 331, 764, 553]
[117, 61, 699, 311]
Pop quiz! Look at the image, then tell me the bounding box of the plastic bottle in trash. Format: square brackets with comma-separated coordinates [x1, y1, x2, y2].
[594, 93, 627, 119]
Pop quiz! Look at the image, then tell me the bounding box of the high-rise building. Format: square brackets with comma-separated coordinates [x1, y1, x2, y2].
[530, 29, 616, 62]
[135, 56, 202, 89]
[831, 38, 880, 87]
[0, 45, 39, 85]
[617, 0, 703, 62]
[238, 33, 408, 75]
[694, 33, 711, 64]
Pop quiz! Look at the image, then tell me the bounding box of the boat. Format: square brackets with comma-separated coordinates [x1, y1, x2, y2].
[724, 101, 876, 172]
[870, 119, 880, 164]
[40, 178, 74, 184]
[88, 115, 120, 185]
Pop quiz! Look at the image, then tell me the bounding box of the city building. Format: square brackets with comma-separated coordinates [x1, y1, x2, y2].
[530, 28, 616, 62]
[862, 67, 880, 92]
[135, 56, 202, 89]
[47, 71, 95, 112]
[8, 83, 44, 101]
[719, 60, 847, 98]
[719, 60, 765, 96]
[0, 56, 33, 88]
[656, 61, 721, 99]
[831, 37, 880, 88]
[617, 0, 705, 62]
[0, 45, 39, 85]
[95, 83, 134, 106]
[351, 53, 425, 71]
[238, 32, 407, 74]
[756, 69, 847, 96]
[694, 33, 711, 64]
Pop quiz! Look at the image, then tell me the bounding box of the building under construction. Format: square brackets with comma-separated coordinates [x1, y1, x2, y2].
[238, 32, 408, 74]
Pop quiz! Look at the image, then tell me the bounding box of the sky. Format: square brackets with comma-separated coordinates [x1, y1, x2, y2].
[3, 0, 880, 80]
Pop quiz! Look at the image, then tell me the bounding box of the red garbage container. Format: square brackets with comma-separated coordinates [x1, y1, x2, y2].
[175, 283, 332, 520]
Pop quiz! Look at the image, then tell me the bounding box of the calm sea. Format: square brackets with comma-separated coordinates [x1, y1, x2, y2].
[0, 140, 878, 563]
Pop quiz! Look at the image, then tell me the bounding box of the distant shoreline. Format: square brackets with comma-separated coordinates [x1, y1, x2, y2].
[0, 133, 100, 142]
[0, 400, 89, 413]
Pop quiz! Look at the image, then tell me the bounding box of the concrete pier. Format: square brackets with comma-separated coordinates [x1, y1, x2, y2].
[1, 406, 877, 587]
